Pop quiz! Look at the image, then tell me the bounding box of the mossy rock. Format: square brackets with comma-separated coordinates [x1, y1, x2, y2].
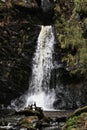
[18, 116, 38, 129]
[63, 106, 87, 130]
[62, 115, 79, 130]
[63, 112, 87, 130]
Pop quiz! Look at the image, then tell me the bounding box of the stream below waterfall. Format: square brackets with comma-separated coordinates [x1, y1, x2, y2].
[0, 109, 72, 130]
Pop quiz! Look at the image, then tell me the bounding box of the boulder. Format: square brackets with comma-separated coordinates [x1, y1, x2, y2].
[15, 107, 44, 119]
[18, 116, 38, 129]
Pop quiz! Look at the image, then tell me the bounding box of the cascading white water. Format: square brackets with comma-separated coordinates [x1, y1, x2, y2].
[10, 25, 56, 110]
[24, 25, 55, 110]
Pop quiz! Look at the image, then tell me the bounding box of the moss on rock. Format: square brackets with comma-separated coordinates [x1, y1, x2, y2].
[54, 0, 87, 81]
[18, 116, 38, 129]
[63, 106, 87, 130]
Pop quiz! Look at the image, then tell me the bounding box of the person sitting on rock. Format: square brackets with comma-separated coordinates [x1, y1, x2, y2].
[32, 102, 36, 111]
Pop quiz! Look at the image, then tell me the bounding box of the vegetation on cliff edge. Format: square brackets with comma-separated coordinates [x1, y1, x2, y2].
[54, 0, 87, 81]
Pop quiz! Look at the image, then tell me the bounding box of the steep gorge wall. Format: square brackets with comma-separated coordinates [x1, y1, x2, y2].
[0, 0, 41, 106]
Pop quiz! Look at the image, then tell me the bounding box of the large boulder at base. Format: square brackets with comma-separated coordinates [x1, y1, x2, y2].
[16, 107, 50, 129]
[18, 116, 38, 130]
[15, 107, 44, 119]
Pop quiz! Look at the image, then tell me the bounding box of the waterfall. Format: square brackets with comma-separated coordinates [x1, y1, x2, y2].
[24, 25, 55, 110]
[10, 25, 55, 110]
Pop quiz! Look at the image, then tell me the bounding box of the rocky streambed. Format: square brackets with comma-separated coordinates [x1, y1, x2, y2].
[0, 107, 72, 130]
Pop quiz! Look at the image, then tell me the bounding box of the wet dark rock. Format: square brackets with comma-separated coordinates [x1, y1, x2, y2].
[56, 117, 66, 123]
[0, 0, 42, 107]
[15, 107, 50, 129]
[12, 0, 40, 13]
[15, 107, 44, 119]
[52, 80, 87, 109]
[0, 22, 40, 106]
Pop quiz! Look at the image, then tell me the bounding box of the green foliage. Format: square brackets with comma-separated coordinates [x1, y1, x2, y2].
[61, 20, 84, 48]
[54, 0, 87, 79]
[63, 106, 87, 130]
[73, 0, 87, 14]
[63, 116, 79, 130]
